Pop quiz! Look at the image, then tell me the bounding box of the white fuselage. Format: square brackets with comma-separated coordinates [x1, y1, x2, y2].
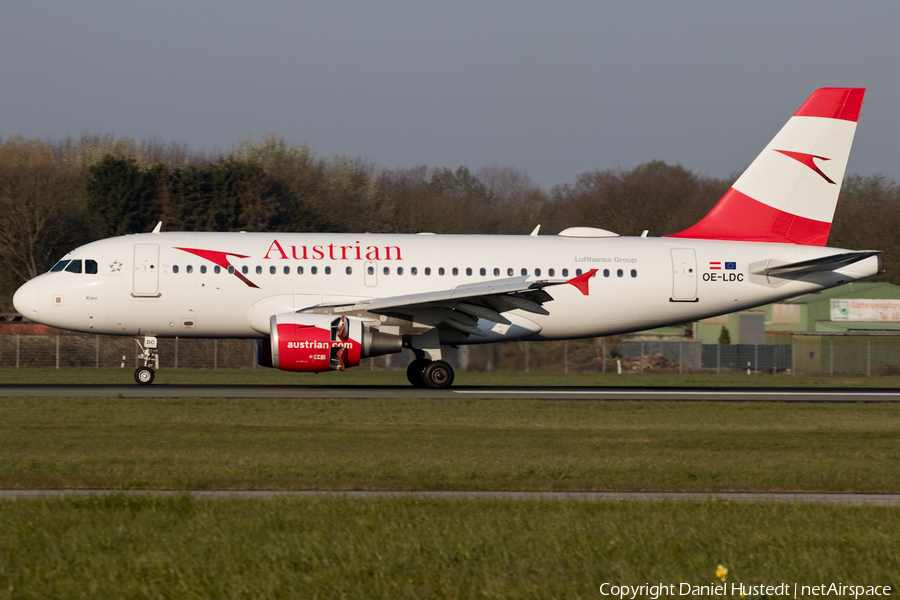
[13, 231, 882, 343]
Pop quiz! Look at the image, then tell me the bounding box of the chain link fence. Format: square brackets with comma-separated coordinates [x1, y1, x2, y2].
[3, 331, 900, 375]
[791, 334, 900, 376]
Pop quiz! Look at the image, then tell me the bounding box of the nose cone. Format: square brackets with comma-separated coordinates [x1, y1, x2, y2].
[13, 279, 40, 320]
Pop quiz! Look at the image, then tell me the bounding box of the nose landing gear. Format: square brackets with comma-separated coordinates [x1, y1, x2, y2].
[134, 336, 158, 385]
[135, 365, 155, 385]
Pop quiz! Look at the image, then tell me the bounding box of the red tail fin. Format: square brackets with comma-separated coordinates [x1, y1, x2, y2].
[667, 88, 865, 246]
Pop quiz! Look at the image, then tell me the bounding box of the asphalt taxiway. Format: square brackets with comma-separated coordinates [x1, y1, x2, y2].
[3, 384, 900, 401]
[2, 489, 899, 505]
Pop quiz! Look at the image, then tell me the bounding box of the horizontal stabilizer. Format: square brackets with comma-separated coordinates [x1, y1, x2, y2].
[753, 251, 881, 278]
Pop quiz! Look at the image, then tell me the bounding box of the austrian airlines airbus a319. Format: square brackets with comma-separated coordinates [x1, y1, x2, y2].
[12, 88, 882, 387]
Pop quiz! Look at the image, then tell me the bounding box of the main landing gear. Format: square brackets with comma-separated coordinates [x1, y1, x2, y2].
[406, 358, 455, 389]
[134, 336, 158, 385]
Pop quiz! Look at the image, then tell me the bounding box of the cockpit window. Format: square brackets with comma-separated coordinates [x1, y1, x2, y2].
[85, 259, 98, 274]
[64, 260, 83, 274]
[50, 260, 70, 272]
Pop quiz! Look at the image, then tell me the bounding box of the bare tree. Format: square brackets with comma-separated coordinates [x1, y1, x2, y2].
[0, 137, 87, 282]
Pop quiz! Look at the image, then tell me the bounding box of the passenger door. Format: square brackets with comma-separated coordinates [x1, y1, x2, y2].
[670, 248, 698, 302]
[133, 244, 160, 296]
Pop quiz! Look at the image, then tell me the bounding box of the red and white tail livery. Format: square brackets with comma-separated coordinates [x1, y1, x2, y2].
[669, 88, 864, 245]
[12, 88, 883, 388]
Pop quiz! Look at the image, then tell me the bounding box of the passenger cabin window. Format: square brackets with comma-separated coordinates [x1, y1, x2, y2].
[298, 266, 304, 274]
[494, 268, 500, 276]
[214, 266, 221, 274]
[439, 267, 445, 276]
[535, 268, 541, 277]
[346, 266, 352, 275]
[562, 269, 569, 277]
[269, 266, 276, 274]
[452, 268, 459, 276]
[65, 260, 82, 274]
[631, 269, 637, 278]
[284, 266, 290, 274]
[397, 267, 403, 275]
[617, 269, 624, 277]
[173, 265, 179, 274]
[200, 265, 207, 274]
[548, 268, 555, 277]
[466, 268, 472, 276]
[480, 268, 486, 276]
[325, 266, 331, 275]
[383, 266, 389, 275]
[603, 269, 610, 277]
[228, 266, 235, 274]
[242, 266, 249, 274]
[425, 267, 431, 275]
[576, 269, 582, 276]
[187, 265, 193, 274]
[256, 266, 262, 275]
[508, 268, 514, 276]
[50, 260, 70, 272]
[311, 266, 318, 275]
[521, 268, 527, 276]
[411, 267, 417, 275]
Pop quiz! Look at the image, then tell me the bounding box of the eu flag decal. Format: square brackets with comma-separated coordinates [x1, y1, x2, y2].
[724, 262, 736, 270]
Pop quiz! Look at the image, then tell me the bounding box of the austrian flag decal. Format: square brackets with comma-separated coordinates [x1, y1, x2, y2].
[708, 262, 736, 271]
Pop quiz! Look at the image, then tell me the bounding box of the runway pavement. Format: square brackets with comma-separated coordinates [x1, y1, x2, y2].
[3, 383, 900, 401]
[2, 489, 899, 505]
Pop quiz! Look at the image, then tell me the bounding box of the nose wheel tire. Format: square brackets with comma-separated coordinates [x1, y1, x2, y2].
[423, 360, 454, 389]
[135, 366, 155, 385]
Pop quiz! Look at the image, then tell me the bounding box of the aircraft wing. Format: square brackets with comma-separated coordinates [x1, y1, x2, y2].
[753, 251, 881, 278]
[310, 269, 598, 337]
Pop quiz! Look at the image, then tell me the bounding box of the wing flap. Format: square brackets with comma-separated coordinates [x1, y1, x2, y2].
[309, 269, 598, 336]
[322, 270, 597, 315]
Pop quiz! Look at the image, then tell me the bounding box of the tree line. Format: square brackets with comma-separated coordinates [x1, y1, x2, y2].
[1, 134, 898, 312]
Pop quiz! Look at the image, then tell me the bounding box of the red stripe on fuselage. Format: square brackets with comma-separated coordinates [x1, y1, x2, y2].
[665, 188, 831, 245]
[174, 247, 259, 287]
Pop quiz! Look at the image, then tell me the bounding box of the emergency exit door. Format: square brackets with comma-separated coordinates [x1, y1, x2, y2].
[365, 261, 377, 287]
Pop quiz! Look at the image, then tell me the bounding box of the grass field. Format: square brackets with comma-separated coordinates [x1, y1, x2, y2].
[5, 366, 900, 387]
[1, 496, 898, 599]
[2, 397, 899, 492]
[3, 384, 897, 597]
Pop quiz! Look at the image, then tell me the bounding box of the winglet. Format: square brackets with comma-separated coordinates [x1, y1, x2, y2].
[152, 221, 162, 234]
[530, 224, 541, 236]
[567, 268, 598, 295]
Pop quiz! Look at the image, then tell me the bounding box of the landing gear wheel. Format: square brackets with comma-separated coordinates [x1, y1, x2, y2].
[422, 360, 454, 389]
[135, 366, 155, 385]
[406, 359, 430, 387]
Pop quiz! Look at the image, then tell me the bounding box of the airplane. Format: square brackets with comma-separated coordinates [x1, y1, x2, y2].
[12, 87, 882, 388]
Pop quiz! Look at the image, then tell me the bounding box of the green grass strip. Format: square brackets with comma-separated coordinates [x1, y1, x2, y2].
[2, 398, 900, 492]
[1, 496, 897, 599]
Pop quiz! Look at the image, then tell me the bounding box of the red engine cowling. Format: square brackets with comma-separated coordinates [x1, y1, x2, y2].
[261, 313, 401, 372]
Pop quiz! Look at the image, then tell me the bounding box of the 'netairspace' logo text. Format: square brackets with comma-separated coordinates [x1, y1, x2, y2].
[598, 582, 892, 599]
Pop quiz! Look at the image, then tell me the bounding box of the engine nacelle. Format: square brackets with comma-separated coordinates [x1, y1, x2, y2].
[259, 313, 401, 372]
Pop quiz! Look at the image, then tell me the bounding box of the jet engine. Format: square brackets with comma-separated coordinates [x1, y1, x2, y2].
[256, 313, 401, 372]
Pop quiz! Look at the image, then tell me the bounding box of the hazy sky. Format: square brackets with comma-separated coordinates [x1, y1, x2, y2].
[2, 1, 898, 189]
